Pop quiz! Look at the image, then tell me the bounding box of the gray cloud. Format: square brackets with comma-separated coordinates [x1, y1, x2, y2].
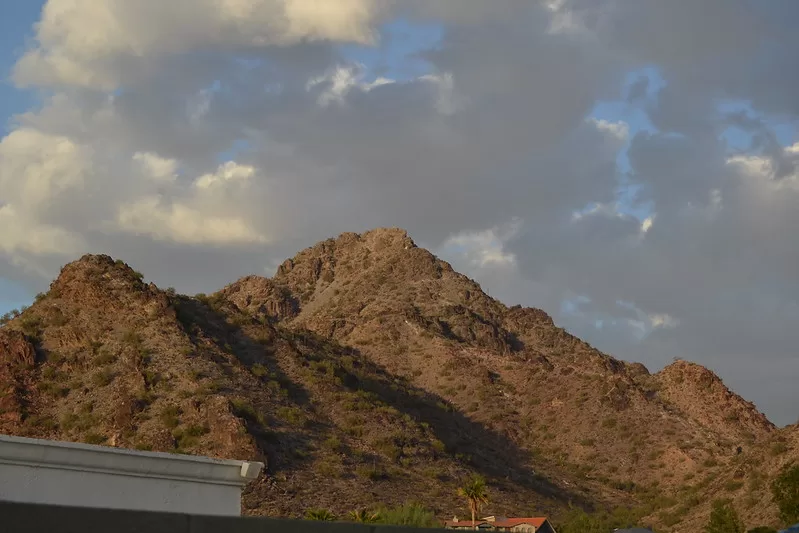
[2, 0, 798, 424]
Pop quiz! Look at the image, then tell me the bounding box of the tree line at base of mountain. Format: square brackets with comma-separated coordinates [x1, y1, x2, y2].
[305, 475, 491, 528]
[305, 502, 440, 527]
[304, 465, 799, 532]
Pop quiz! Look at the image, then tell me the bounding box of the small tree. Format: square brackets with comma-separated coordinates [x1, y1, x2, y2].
[458, 475, 490, 529]
[705, 499, 744, 533]
[772, 464, 799, 526]
[747, 527, 777, 533]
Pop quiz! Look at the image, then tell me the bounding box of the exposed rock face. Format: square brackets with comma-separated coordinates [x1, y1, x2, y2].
[218, 276, 299, 323]
[0, 330, 37, 430]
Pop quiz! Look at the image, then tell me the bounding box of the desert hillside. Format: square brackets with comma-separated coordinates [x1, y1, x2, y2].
[0, 228, 795, 531]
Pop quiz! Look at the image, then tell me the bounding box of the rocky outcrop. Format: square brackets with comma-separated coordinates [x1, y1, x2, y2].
[0, 330, 37, 429]
[218, 276, 299, 323]
[50, 255, 168, 312]
[655, 360, 776, 442]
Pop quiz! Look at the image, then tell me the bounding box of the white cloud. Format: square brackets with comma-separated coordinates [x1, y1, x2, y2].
[116, 196, 267, 246]
[544, 0, 592, 36]
[571, 202, 624, 222]
[194, 161, 256, 189]
[133, 151, 179, 182]
[307, 64, 393, 107]
[0, 128, 91, 208]
[727, 142, 799, 190]
[282, 0, 379, 44]
[116, 159, 266, 245]
[588, 117, 629, 141]
[14, 0, 383, 89]
[440, 219, 523, 268]
[649, 313, 678, 329]
[419, 72, 463, 115]
[0, 205, 83, 257]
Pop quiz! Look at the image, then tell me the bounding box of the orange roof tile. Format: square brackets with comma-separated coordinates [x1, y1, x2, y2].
[490, 518, 548, 528]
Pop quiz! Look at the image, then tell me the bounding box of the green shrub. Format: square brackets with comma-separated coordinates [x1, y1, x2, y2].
[747, 528, 778, 533]
[251, 363, 268, 378]
[770, 441, 789, 456]
[159, 405, 181, 428]
[60, 412, 97, 432]
[172, 424, 209, 450]
[84, 432, 107, 445]
[305, 509, 336, 521]
[373, 502, 439, 528]
[121, 330, 142, 346]
[39, 381, 69, 398]
[91, 369, 115, 387]
[724, 480, 744, 492]
[22, 414, 58, 431]
[231, 399, 265, 426]
[771, 464, 799, 525]
[41, 366, 60, 380]
[556, 506, 646, 533]
[704, 499, 743, 533]
[323, 436, 345, 453]
[93, 350, 117, 366]
[277, 406, 306, 427]
[20, 315, 42, 336]
[355, 464, 388, 481]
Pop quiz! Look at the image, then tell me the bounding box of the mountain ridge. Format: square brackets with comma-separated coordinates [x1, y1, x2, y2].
[0, 227, 794, 531]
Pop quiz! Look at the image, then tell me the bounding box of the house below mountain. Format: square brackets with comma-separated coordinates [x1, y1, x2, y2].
[444, 516, 556, 533]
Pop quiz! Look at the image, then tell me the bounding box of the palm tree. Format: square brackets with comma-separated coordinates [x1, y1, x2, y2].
[458, 475, 490, 529]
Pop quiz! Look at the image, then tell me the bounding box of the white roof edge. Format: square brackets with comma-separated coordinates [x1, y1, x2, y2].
[0, 434, 264, 487]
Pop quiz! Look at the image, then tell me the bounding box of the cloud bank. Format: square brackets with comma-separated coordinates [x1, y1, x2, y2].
[2, 0, 798, 424]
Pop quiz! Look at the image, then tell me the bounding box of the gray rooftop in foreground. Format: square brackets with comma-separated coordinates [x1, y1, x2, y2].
[0, 433, 264, 485]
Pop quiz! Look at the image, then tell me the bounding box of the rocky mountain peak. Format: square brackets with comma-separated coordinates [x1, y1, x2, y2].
[49, 254, 165, 310]
[655, 359, 776, 441]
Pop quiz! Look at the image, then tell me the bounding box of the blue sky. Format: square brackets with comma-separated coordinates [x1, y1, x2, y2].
[337, 18, 443, 83]
[0, 1, 45, 316]
[0, 0, 43, 135]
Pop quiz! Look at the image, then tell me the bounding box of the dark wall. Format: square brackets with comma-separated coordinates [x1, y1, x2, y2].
[0, 501, 447, 533]
[537, 520, 557, 533]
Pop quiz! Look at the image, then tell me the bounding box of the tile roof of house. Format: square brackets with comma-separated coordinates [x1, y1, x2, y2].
[491, 518, 548, 528]
[445, 517, 550, 529]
